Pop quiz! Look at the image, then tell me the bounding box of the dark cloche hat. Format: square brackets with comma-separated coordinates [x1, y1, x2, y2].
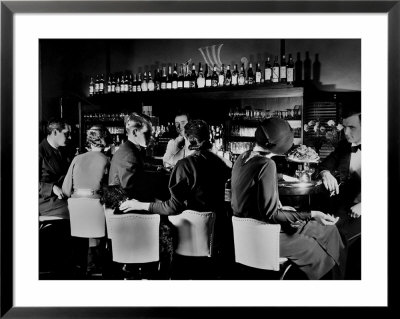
[255, 118, 294, 155]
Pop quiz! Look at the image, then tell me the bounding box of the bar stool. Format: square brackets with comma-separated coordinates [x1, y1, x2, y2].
[232, 216, 293, 280]
[168, 210, 216, 279]
[107, 211, 160, 279]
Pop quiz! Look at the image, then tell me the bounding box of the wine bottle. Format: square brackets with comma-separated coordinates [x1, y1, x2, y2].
[255, 62, 262, 84]
[89, 76, 94, 96]
[141, 72, 148, 91]
[166, 66, 172, 90]
[136, 73, 142, 92]
[128, 73, 133, 92]
[99, 74, 105, 93]
[120, 75, 125, 93]
[205, 64, 212, 88]
[272, 56, 280, 83]
[190, 63, 197, 88]
[218, 64, 225, 87]
[107, 75, 112, 93]
[147, 71, 155, 91]
[94, 74, 100, 94]
[115, 76, 121, 93]
[238, 64, 246, 86]
[231, 64, 238, 86]
[304, 51, 311, 81]
[183, 63, 190, 89]
[154, 68, 161, 91]
[178, 64, 184, 89]
[172, 63, 178, 89]
[264, 57, 272, 83]
[287, 54, 295, 84]
[211, 64, 218, 87]
[111, 75, 116, 92]
[196, 62, 205, 88]
[247, 63, 254, 85]
[132, 74, 137, 92]
[280, 54, 287, 83]
[295, 52, 303, 84]
[224, 64, 232, 86]
[161, 67, 167, 90]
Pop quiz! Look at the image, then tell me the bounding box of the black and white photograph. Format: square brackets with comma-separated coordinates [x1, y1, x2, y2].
[38, 38, 361, 281]
[1, 1, 395, 316]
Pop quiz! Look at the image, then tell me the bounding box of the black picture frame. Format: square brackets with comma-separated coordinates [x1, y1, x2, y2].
[1, 1, 397, 318]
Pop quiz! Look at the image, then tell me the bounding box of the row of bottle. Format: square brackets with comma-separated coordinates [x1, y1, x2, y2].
[229, 105, 302, 121]
[88, 54, 297, 96]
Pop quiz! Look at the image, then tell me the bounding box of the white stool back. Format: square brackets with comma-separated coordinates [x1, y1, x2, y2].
[108, 213, 160, 264]
[232, 217, 281, 271]
[168, 210, 215, 257]
[67, 198, 106, 238]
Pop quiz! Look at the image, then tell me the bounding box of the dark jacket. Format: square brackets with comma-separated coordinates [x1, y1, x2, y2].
[39, 138, 70, 218]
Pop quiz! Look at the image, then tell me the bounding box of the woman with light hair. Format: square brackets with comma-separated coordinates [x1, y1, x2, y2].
[62, 125, 111, 198]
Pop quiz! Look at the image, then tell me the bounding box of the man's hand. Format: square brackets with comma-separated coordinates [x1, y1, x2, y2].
[349, 202, 361, 218]
[311, 210, 339, 226]
[176, 135, 185, 149]
[52, 185, 64, 199]
[321, 170, 340, 195]
[119, 199, 150, 213]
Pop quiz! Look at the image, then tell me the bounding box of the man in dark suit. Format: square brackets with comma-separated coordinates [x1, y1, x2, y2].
[108, 112, 153, 202]
[318, 101, 361, 244]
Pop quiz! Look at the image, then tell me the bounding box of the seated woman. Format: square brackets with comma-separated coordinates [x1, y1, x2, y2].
[118, 119, 231, 278]
[62, 125, 111, 198]
[230, 118, 346, 280]
[62, 125, 111, 276]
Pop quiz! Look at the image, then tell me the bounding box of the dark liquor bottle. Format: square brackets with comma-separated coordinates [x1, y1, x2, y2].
[231, 64, 238, 86]
[304, 51, 311, 81]
[224, 178, 231, 202]
[141, 72, 148, 92]
[287, 54, 295, 84]
[99, 74, 105, 93]
[89, 76, 94, 96]
[295, 52, 303, 84]
[172, 63, 178, 89]
[166, 66, 172, 90]
[161, 67, 167, 90]
[313, 53, 321, 83]
[218, 64, 225, 87]
[211, 64, 219, 87]
[136, 73, 142, 92]
[147, 71, 155, 91]
[272, 56, 280, 83]
[196, 62, 205, 88]
[107, 75, 112, 93]
[264, 57, 272, 83]
[128, 73, 133, 92]
[190, 63, 197, 88]
[178, 64, 184, 89]
[154, 68, 161, 91]
[115, 76, 121, 93]
[94, 74, 100, 94]
[224, 64, 232, 86]
[183, 63, 190, 89]
[247, 63, 255, 85]
[280, 55, 287, 83]
[255, 62, 262, 84]
[238, 64, 246, 86]
[111, 75, 116, 93]
[205, 64, 212, 88]
[132, 74, 137, 92]
[120, 75, 125, 93]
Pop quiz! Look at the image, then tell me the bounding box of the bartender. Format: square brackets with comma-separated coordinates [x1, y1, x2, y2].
[162, 111, 194, 168]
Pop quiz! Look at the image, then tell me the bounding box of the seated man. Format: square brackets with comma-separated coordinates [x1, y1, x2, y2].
[39, 118, 72, 219]
[318, 99, 361, 245]
[162, 111, 194, 168]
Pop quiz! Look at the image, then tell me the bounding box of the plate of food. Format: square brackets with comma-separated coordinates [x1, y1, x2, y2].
[287, 145, 320, 163]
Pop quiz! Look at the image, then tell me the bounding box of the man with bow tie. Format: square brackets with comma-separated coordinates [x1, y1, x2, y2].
[318, 99, 361, 245]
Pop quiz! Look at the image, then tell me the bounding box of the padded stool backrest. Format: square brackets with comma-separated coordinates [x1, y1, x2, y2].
[103, 207, 114, 239]
[108, 213, 160, 264]
[68, 198, 106, 238]
[168, 210, 215, 257]
[232, 217, 281, 271]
